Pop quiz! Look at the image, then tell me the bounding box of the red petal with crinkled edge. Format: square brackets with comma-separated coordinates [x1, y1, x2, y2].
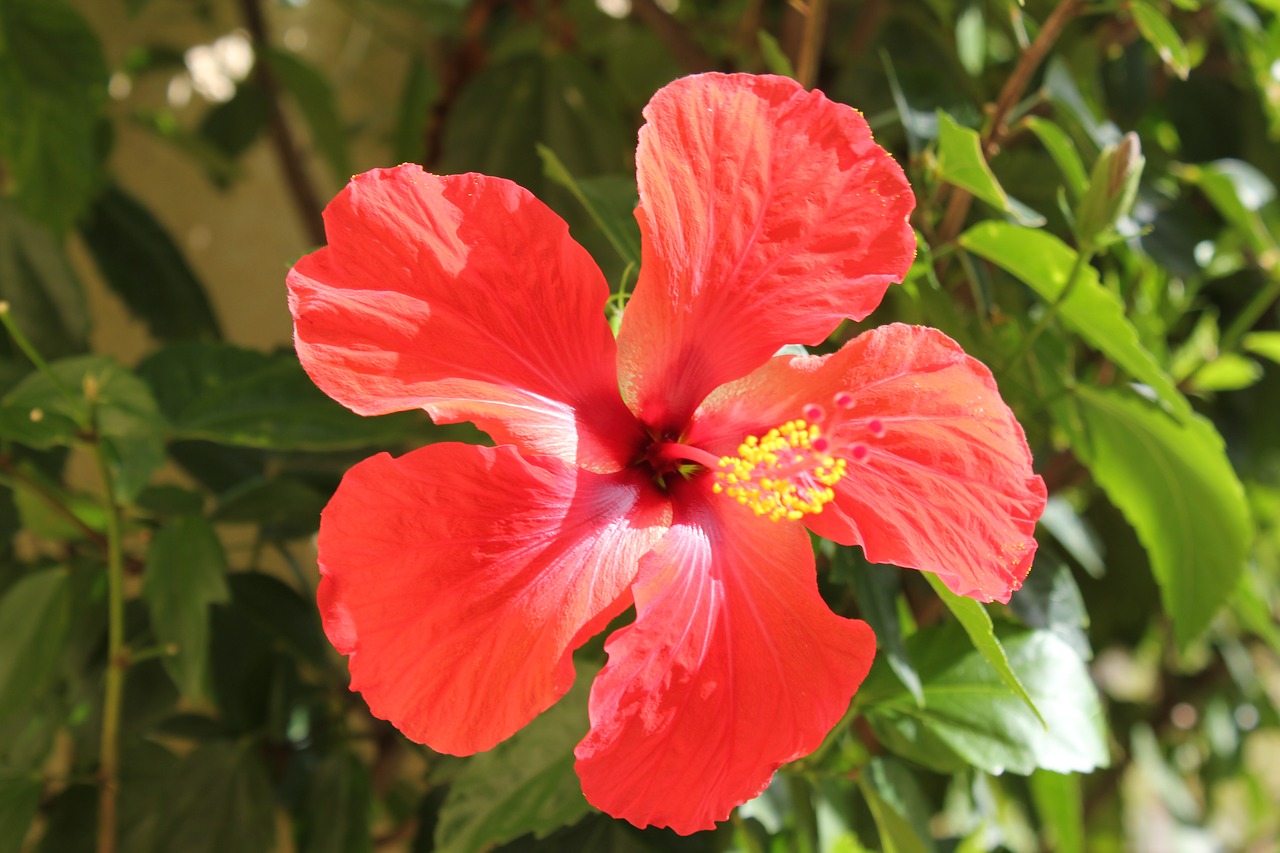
[317, 443, 670, 754]
[574, 478, 874, 834]
[616, 74, 916, 433]
[687, 324, 1046, 603]
[289, 166, 643, 472]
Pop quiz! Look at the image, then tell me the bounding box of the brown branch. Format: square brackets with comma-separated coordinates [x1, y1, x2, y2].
[794, 0, 831, 89]
[848, 0, 889, 58]
[421, 0, 494, 169]
[631, 0, 718, 73]
[238, 0, 326, 247]
[935, 0, 1085, 246]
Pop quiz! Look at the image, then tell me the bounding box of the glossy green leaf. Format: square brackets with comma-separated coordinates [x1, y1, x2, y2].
[1008, 550, 1092, 660]
[1021, 116, 1089, 200]
[959, 221, 1190, 420]
[0, 569, 70, 718]
[955, 2, 986, 77]
[861, 625, 1108, 776]
[0, 0, 106, 231]
[923, 573, 1042, 723]
[78, 183, 222, 342]
[1175, 160, 1275, 255]
[435, 667, 596, 853]
[144, 514, 231, 700]
[1132, 0, 1192, 79]
[1070, 386, 1251, 645]
[137, 342, 418, 450]
[154, 741, 276, 853]
[0, 772, 42, 853]
[0, 201, 89, 361]
[265, 47, 350, 183]
[300, 751, 372, 853]
[538, 145, 640, 267]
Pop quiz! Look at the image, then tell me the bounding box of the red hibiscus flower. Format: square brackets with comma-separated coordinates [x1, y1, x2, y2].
[287, 73, 1046, 834]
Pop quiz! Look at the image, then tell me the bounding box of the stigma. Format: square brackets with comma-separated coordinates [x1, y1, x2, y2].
[712, 393, 883, 522]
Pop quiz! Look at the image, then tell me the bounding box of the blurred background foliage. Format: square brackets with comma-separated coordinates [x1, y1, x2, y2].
[1, 0, 1278, 850]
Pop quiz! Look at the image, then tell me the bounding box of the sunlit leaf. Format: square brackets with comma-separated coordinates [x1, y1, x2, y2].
[923, 573, 1042, 723]
[936, 112, 1043, 226]
[1021, 116, 1089, 200]
[1132, 0, 1192, 79]
[959, 221, 1191, 420]
[861, 625, 1108, 776]
[1069, 387, 1251, 645]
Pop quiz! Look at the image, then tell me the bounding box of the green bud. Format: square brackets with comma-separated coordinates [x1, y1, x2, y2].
[1075, 132, 1144, 251]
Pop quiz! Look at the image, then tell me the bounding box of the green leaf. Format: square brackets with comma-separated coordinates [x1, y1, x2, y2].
[264, 47, 350, 184]
[1189, 353, 1264, 392]
[391, 57, 438, 164]
[959, 221, 1191, 420]
[439, 54, 629, 199]
[922, 573, 1043, 724]
[144, 515, 231, 700]
[137, 342, 418, 450]
[0, 772, 42, 853]
[1244, 331, 1280, 363]
[0, 569, 71, 718]
[1007, 549, 1092, 660]
[861, 625, 1108, 776]
[0, 355, 166, 500]
[1021, 116, 1089, 200]
[955, 1, 986, 77]
[0, 0, 106, 231]
[756, 30, 796, 77]
[435, 666, 597, 853]
[935, 112, 1043, 226]
[1069, 386, 1251, 645]
[154, 741, 276, 853]
[0, 201, 89, 360]
[837, 550, 923, 707]
[77, 183, 222, 342]
[1176, 160, 1277, 255]
[1029, 771, 1084, 853]
[1131, 0, 1192, 79]
[300, 751, 372, 853]
[224, 573, 330, 669]
[539, 145, 640, 267]
[856, 759, 937, 853]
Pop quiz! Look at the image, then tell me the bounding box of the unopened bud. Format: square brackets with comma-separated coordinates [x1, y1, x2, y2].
[1075, 132, 1144, 250]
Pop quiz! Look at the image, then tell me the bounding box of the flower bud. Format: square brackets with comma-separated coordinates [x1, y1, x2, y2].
[1075, 132, 1144, 250]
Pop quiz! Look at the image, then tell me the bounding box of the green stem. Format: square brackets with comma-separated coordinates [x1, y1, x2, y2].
[999, 246, 1095, 376]
[0, 302, 82, 415]
[92, 431, 127, 853]
[786, 773, 820, 853]
[1220, 271, 1280, 357]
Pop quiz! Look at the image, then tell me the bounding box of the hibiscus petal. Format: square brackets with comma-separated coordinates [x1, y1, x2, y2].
[617, 73, 916, 432]
[288, 166, 642, 472]
[688, 324, 1046, 603]
[317, 443, 670, 754]
[574, 479, 874, 834]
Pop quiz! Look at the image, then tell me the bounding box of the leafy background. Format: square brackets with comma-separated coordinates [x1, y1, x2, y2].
[1, 0, 1278, 851]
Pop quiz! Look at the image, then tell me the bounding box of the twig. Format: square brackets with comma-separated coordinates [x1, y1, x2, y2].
[92, 431, 127, 853]
[238, 0, 326, 247]
[630, 0, 718, 72]
[422, 0, 494, 168]
[935, 0, 1085, 246]
[794, 0, 831, 89]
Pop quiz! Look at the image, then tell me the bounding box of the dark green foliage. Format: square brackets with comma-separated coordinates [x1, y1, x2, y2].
[1, 1, 1278, 851]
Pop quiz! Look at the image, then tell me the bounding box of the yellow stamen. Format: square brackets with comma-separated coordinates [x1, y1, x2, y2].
[715, 419, 848, 522]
